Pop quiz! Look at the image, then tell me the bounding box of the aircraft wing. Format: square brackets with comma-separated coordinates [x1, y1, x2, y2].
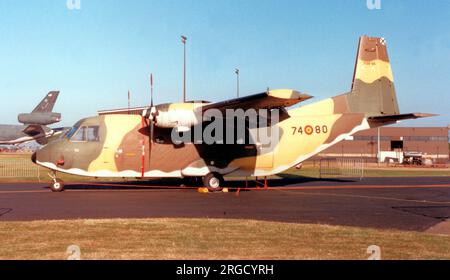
[201, 89, 312, 112]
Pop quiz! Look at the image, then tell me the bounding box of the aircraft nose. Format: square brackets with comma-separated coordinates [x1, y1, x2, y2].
[32, 145, 51, 165]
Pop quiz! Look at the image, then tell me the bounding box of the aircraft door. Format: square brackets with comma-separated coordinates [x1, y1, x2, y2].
[115, 120, 150, 174]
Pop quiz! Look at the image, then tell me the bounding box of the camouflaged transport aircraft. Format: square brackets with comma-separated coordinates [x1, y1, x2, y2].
[33, 36, 432, 192]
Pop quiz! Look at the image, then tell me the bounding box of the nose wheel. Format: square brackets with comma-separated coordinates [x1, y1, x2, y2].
[51, 179, 65, 192]
[49, 172, 65, 192]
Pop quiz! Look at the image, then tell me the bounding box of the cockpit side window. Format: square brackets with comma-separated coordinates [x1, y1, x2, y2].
[70, 126, 100, 142]
[86, 126, 100, 142]
[71, 127, 87, 142]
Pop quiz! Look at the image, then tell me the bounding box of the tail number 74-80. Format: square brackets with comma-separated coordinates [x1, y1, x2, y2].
[292, 125, 328, 136]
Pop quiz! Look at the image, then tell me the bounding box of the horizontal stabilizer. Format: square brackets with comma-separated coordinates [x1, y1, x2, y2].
[368, 113, 437, 123]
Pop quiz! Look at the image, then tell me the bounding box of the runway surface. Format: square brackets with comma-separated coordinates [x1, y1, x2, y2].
[1, 176, 450, 232]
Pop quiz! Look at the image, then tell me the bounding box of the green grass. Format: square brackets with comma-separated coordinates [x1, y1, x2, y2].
[0, 218, 449, 260]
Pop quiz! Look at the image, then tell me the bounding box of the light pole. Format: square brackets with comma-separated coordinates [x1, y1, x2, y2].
[377, 127, 381, 164]
[235, 68, 240, 98]
[181, 35, 187, 103]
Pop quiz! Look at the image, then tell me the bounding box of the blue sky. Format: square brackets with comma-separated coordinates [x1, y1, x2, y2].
[0, 0, 449, 127]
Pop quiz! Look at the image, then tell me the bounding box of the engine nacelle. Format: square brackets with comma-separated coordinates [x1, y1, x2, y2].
[154, 109, 201, 130]
[18, 112, 62, 125]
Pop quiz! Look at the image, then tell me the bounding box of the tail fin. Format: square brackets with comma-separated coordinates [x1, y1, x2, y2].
[346, 36, 400, 117]
[32, 91, 60, 113]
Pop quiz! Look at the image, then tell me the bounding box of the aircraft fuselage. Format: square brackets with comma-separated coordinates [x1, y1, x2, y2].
[33, 99, 372, 178]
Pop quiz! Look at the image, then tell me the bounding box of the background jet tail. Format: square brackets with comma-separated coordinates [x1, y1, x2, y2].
[345, 36, 400, 117]
[32, 91, 60, 113]
[19, 91, 62, 144]
[18, 91, 61, 126]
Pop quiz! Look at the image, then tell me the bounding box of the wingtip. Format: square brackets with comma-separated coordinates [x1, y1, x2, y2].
[268, 89, 313, 101]
[299, 93, 314, 101]
[411, 113, 438, 118]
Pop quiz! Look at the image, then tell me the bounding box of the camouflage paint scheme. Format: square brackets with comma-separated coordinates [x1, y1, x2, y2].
[34, 36, 425, 178]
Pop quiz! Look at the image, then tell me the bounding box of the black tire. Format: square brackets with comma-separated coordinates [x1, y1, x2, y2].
[50, 179, 65, 192]
[203, 173, 224, 192]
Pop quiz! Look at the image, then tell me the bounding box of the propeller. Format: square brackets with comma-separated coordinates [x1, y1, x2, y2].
[140, 73, 156, 178]
[149, 74, 155, 141]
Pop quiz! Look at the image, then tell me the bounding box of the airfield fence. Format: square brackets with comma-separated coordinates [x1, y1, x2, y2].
[0, 157, 40, 180]
[319, 158, 365, 180]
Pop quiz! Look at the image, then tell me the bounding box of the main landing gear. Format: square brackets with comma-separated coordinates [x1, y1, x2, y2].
[49, 171, 65, 192]
[203, 172, 225, 192]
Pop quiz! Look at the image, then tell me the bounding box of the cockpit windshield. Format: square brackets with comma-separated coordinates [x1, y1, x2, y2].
[64, 121, 100, 142]
[64, 121, 83, 140]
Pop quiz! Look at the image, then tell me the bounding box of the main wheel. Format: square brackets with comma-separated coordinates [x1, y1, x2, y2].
[50, 179, 65, 192]
[203, 173, 224, 192]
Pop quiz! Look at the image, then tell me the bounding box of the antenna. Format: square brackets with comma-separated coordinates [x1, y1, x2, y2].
[235, 68, 240, 98]
[181, 35, 187, 103]
[128, 90, 131, 114]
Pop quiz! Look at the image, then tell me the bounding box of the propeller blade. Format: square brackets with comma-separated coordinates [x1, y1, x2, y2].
[148, 74, 155, 170]
[150, 118, 154, 143]
[150, 74, 154, 108]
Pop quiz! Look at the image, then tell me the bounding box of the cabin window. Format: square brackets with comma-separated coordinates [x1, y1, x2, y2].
[70, 126, 100, 142]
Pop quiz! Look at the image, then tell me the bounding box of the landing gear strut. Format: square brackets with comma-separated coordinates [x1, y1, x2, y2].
[48, 171, 65, 192]
[203, 172, 224, 192]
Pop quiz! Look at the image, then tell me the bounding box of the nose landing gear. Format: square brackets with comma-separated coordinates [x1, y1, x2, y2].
[48, 171, 65, 192]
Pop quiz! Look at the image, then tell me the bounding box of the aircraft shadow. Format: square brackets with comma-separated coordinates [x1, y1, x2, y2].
[58, 176, 358, 191]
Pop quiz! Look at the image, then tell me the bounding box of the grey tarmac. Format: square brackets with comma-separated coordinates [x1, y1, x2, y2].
[0, 176, 449, 233]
